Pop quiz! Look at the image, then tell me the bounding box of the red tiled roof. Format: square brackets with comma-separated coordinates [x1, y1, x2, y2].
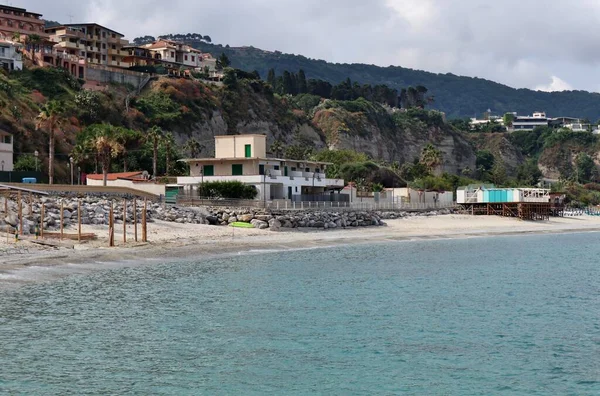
[87, 172, 143, 181]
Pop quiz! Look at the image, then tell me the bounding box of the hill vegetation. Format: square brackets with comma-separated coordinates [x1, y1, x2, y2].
[181, 40, 600, 120]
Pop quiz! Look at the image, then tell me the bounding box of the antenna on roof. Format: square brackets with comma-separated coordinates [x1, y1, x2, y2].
[67, 14, 74, 23]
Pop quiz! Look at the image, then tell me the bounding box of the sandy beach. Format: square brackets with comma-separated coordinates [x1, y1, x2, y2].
[2, 214, 600, 287]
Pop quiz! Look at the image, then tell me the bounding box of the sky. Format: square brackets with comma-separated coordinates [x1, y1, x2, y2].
[16, 0, 600, 92]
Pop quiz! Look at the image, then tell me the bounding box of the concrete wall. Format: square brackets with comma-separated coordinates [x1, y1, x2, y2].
[85, 65, 149, 89]
[0, 131, 13, 171]
[215, 135, 267, 158]
[87, 178, 165, 196]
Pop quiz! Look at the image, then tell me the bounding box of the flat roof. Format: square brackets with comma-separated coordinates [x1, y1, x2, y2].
[214, 134, 266, 138]
[0, 5, 42, 17]
[180, 157, 332, 166]
[55, 23, 124, 37]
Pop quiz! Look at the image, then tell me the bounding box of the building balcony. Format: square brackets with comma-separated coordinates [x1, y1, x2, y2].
[56, 41, 81, 50]
[177, 174, 344, 188]
[108, 48, 127, 56]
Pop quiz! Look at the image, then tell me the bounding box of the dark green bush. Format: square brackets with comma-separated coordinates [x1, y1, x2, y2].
[198, 181, 257, 199]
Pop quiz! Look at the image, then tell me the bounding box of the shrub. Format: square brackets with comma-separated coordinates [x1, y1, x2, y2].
[198, 181, 258, 199]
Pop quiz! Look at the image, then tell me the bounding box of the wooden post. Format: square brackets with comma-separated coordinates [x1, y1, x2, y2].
[78, 200, 81, 243]
[6, 224, 8, 244]
[60, 201, 64, 240]
[142, 198, 147, 243]
[3, 192, 7, 214]
[109, 201, 114, 247]
[29, 192, 32, 219]
[123, 199, 127, 244]
[40, 203, 45, 239]
[17, 191, 23, 236]
[134, 198, 138, 242]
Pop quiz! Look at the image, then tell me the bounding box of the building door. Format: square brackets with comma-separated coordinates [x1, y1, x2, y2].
[245, 144, 252, 158]
[259, 164, 265, 175]
[284, 166, 288, 176]
[232, 164, 243, 176]
[287, 186, 292, 200]
[203, 165, 214, 176]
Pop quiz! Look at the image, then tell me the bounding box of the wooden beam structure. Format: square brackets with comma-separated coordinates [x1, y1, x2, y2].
[459, 202, 557, 221]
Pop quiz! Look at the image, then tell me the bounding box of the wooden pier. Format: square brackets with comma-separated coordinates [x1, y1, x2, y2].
[459, 202, 559, 221]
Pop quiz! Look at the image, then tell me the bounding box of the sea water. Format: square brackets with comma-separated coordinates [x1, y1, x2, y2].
[0, 233, 599, 395]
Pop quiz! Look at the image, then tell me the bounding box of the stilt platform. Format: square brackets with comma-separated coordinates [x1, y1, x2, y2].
[458, 202, 560, 221]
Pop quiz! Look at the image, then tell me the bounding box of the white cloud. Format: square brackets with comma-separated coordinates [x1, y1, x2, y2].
[535, 76, 574, 92]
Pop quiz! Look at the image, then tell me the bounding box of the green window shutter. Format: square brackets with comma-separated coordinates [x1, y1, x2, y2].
[245, 144, 251, 158]
[232, 164, 243, 176]
[203, 165, 214, 176]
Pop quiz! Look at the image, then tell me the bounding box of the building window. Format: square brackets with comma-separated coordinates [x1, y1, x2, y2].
[274, 165, 280, 171]
[3, 135, 11, 144]
[112, 56, 116, 61]
[295, 187, 298, 193]
[315, 168, 320, 173]
[112, 33, 116, 38]
[170, 51, 174, 58]
[232, 164, 243, 176]
[102, 31, 106, 38]
[102, 55, 106, 61]
[184, 55, 188, 61]
[305, 168, 310, 173]
[291, 167, 296, 171]
[203, 165, 214, 176]
[102, 43, 106, 49]
[112, 44, 116, 50]
[244, 144, 251, 158]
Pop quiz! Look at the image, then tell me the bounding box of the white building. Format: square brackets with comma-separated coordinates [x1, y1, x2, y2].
[0, 40, 22, 71]
[0, 130, 14, 171]
[177, 134, 345, 202]
[143, 39, 202, 68]
[511, 111, 549, 132]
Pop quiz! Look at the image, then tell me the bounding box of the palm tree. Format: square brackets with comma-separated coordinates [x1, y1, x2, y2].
[164, 132, 175, 176]
[27, 33, 41, 53]
[11, 32, 21, 43]
[184, 137, 203, 158]
[420, 143, 443, 175]
[88, 124, 125, 186]
[147, 125, 163, 178]
[116, 128, 141, 173]
[36, 101, 64, 185]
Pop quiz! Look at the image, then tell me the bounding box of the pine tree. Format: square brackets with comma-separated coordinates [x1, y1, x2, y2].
[267, 69, 276, 87]
[282, 71, 294, 95]
[298, 69, 308, 94]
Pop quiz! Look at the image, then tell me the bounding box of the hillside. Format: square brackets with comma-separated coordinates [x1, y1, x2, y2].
[185, 40, 600, 120]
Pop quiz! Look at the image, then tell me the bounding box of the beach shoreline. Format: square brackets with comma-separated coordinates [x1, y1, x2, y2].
[2, 214, 600, 288]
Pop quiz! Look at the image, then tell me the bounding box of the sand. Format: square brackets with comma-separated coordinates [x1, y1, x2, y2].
[1, 214, 600, 287]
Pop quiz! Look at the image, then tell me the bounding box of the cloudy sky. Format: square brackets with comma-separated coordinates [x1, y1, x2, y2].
[19, 0, 600, 92]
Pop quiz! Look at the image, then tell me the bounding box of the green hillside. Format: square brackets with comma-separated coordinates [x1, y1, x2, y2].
[187, 41, 600, 120]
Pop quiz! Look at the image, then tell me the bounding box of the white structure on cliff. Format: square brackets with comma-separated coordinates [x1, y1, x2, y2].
[0, 130, 13, 171]
[177, 134, 345, 202]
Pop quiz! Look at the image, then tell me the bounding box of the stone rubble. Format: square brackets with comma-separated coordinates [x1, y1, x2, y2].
[0, 196, 452, 234]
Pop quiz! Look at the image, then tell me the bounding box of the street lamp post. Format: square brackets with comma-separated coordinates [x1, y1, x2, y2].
[263, 169, 271, 208]
[34, 150, 39, 172]
[1, 160, 4, 172]
[69, 157, 74, 185]
[77, 166, 81, 186]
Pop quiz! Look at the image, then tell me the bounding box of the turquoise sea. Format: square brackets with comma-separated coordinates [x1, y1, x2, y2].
[1, 233, 599, 395]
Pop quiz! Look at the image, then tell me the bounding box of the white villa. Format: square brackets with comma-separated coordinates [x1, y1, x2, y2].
[0, 39, 22, 71]
[0, 130, 14, 171]
[177, 134, 345, 201]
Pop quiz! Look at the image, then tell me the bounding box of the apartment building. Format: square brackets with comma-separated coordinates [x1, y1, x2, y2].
[0, 130, 13, 172]
[178, 135, 344, 202]
[0, 39, 22, 71]
[143, 39, 203, 69]
[46, 23, 130, 68]
[0, 5, 48, 41]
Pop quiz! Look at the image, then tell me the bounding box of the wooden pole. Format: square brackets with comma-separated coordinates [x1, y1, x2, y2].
[4, 192, 7, 214]
[142, 198, 147, 242]
[18, 191, 23, 236]
[78, 200, 81, 243]
[29, 192, 32, 219]
[40, 203, 45, 238]
[60, 201, 64, 240]
[109, 201, 114, 247]
[123, 199, 127, 244]
[134, 198, 138, 242]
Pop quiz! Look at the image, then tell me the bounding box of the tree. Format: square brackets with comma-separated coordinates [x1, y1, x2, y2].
[267, 68, 276, 88]
[282, 71, 294, 94]
[13, 154, 37, 171]
[203, 35, 212, 43]
[11, 32, 20, 43]
[216, 53, 231, 70]
[222, 68, 238, 89]
[419, 143, 443, 174]
[298, 69, 308, 94]
[575, 153, 595, 184]
[147, 125, 163, 178]
[490, 161, 508, 185]
[35, 100, 64, 185]
[503, 112, 515, 128]
[475, 150, 495, 173]
[184, 138, 204, 158]
[27, 33, 41, 53]
[164, 132, 175, 176]
[516, 159, 543, 186]
[269, 140, 284, 158]
[92, 125, 126, 186]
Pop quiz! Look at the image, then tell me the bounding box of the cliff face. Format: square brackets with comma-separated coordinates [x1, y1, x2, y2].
[469, 133, 525, 176]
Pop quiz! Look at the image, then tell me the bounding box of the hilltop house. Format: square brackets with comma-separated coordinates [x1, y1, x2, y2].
[0, 39, 22, 71]
[0, 5, 48, 41]
[0, 130, 13, 172]
[177, 135, 345, 202]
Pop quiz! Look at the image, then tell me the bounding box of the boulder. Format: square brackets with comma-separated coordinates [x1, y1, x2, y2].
[4, 214, 18, 227]
[228, 216, 238, 224]
[268, 218, 281, 231]
[206, 215, 219, 225]
[239, 214, 254, 223]
[250, 219, 269, 229]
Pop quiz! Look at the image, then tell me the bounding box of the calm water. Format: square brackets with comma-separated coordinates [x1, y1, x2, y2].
[1, 234, 599, 395]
